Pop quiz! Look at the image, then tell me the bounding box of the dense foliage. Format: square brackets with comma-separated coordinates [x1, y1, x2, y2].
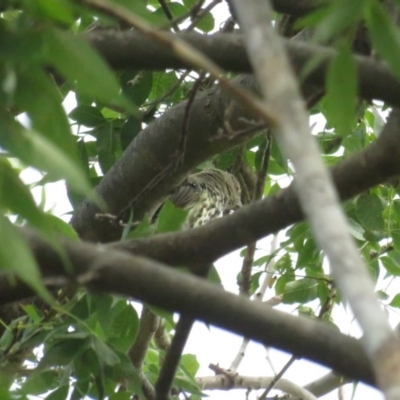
[1, 0, 400, 399]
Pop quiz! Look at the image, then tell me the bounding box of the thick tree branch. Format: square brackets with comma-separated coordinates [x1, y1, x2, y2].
[86, 31, 400, 106]
[0, 229, 375, 386]
[72, 29, 400, 244]
[71, 72, 261, 242]
[110, 109, 400, 268]
[270, 0, 321, 16]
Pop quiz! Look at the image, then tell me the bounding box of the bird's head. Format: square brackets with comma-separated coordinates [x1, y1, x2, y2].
[193, 168, 242, 212]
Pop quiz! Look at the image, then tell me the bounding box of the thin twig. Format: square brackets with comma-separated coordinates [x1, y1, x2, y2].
[155, 317, 194, 400]
[161, 0, 205, 30]
[258, 355, 297, 400]
[240, 133, 272, 296]
[259, 276, 337, 399]
[155, 263, 213, 400]
[186, 0, 222, 31]
[158, 0, 181, 32]
[175, 71, 207, 170]
[230, 234, 279, 372]
[143, 70, 191, 120]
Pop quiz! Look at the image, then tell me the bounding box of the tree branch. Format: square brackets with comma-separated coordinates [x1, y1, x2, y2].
[72, 29, 400, 244]
[86, 31, 400, 106]
[110, 108, 400, 268]
[0, 229, 375, 386]
[231, 0, 400, 397]
[197, 374, 317, 400]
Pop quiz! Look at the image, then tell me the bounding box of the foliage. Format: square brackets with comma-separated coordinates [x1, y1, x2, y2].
[0, 0, 399, 399]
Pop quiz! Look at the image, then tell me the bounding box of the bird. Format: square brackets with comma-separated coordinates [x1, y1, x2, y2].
[152, 169, 242, 397]
[167, 168, 242, 229]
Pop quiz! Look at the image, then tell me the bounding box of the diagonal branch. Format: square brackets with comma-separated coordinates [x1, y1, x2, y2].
[73, 30, 400, 243]
[0, 229, 375, 386]
[231, 0, 400, 398]
[110, 109, 400, 268]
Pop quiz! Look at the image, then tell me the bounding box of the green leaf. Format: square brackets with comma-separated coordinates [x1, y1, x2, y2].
[96, 122, 116, 174]
[148, 71, 181, 104]
[183, 0, 197, 7]
[0, 160, 43, 219]
[69, 105, 106, 127]
[324, 42, 357, 136]
[32, 0, 75, 24]
[308, 0, 365, 43]
[365, 1, 400, 82]
[112, 0, 165, 26]
[250, 271, 263, 295]
[282, 278, 319, 304]
[40, 337, 89, 368]
[317, 281, 330, 304]
[195, 12, 215, 33]
[296, 238, 320, 269]
[392, 229, 400, 252]
[22, 370, 59, 396]
[355, 194, 384, 231]
[46, 385, 70, 400]
[275, 274, 294, 295]
[214, 149, 238, 171]
[207, 264, 222, 286]
[73, 348, 98, 382]
[91, 337, 120, 366]
[40, 214, 79, 239]
[0, 215, 52, 302]
[121, 71, 153, 106]
[274, 253, 292, 274]
[342, 128, 366, 156]
[381, 255, 400, 276]
[298, 305, 316, 318]
[389, 294, 400, 308]
[76, 138, 91, 179]
[271, 139, 288, 173]
[22, 304, 42, 323]
[317, 133, 342, 154]
[147, 305, 175, 326]
[156, 200, 188, 233]
[108, 304, 140, 352]
[0, 117, 92, 196]
[15, 67, 78, 162]
[393, 199, 400, 215]
[173, 375, 202, 395]
[45, 28, 134, 112]
[0, 386, 12, 400]
[368, 257, 380, 282]
[127, 216, 155, 238]
[253, 254, 275, 267]
[120, 115, 142, 150]
[180, 353, 200, 377]
[347, 218, 365, 241]
[376, 290, 389, 300]
[153, 2, 188, 28]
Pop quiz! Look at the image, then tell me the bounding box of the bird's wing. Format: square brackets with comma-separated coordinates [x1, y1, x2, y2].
[168, 181, 202, 209]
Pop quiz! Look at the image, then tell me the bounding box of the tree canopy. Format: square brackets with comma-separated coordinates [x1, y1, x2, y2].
[1, 0, 400, 399]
